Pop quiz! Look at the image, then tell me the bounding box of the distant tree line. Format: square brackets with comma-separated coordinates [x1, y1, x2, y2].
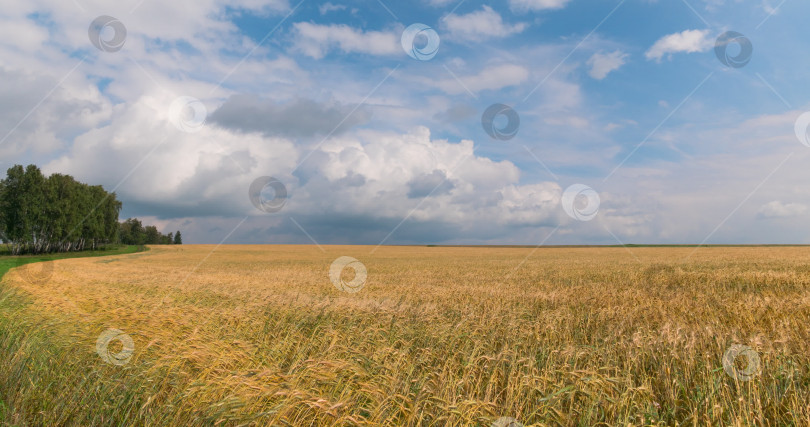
[119, 218, 181, 245]
[0, 165, 121, 255]
[0, 164, 182, 255]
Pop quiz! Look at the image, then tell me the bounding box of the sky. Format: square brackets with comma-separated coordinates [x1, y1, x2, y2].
[1, 0, 810, 245]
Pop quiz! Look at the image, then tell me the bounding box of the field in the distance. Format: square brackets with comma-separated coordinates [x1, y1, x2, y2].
[1, 245, 809, 425]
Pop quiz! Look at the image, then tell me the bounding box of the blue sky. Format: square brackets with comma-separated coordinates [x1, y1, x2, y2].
[1, 0, 810, 245]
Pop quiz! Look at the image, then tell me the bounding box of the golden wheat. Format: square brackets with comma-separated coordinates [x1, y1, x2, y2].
[1, 245, 809, 425]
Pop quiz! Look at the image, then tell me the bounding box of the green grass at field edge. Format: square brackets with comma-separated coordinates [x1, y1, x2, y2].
[0, 245, 147, 278]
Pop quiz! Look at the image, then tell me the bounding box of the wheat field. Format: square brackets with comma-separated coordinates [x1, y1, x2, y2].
[1, 245, 809, 425]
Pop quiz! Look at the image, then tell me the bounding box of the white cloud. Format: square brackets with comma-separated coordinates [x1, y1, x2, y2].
[45, 92, 299, 211]
[598, 108, 810, 244]
[509, 0, 571, 12]
[46, 93, 564, 239]
[432, 64, 530, 95]
[758, 201, 808, 218]
[291, 22, 400, 59]
[0, 17, 50, 52]
[645, 29, 712, 62]
[603, 119, 638, 132]
[761, 0, 780, 15]
[319, 2, 346, 14]
[0, 0, 288, 53]
[0, 66, 112, 159]
[443, 6, 527, 41]
[587, 50, 629, 80]
[295, 127, 563, 231]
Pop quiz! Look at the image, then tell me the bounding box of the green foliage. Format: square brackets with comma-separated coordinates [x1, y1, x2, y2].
[118, 218, 145, 245]
[118, 218, 178, 245]
[173, 230, 182, 245]
[0, 164, 183, 253]
[0, 165, 123, 255]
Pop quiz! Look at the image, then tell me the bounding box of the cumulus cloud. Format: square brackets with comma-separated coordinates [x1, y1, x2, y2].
[761, 0, 781, 15]
[598, 107, 810, 244]
[0, 16, 50, 52]
[45, 92, 298, 217]
[0, 66, 112, 159]
[432, 64, 530, 95]
[319, 2, 346, 14]
[758, 201, 808, 218]
[645, 29, 713, 62]
[587, 50, 629, 80]
[208, 95, 371, 138]
[0, 0, 288, 55]
[509, 0, 571, 12]
[291, 22, 400, 59]
[443, 6, 527, 41]
[295, 127, 560, 229]
[44, 87, 564, 242]
[407, 170, 455, 198]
